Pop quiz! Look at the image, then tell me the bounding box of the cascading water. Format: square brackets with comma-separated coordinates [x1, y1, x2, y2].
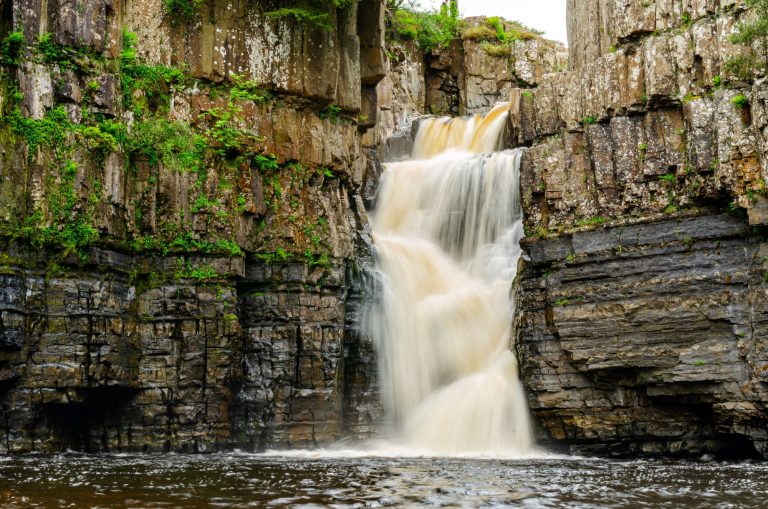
[368, 103, 533, 455]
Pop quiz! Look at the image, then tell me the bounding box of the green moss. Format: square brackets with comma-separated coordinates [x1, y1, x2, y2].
[682, 92, 700, 104]
[575, 216, 608, 228]
[480, 41, 512, 58]
[731, 93, 749, 109]
[462, 25, 497, 41]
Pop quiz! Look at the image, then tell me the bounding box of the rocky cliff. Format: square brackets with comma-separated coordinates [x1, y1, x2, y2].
[2, 0, 767, 459]
[0, 0, 386, 453]
[513, 0, 768, 458]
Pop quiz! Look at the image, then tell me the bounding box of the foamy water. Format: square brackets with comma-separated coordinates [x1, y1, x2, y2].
[366, 103, 532, 456]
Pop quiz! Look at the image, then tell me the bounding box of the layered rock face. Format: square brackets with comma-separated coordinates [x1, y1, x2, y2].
[0, 0, 385, 452]
[423, 19, 567, 116]
[517, 214, 768, 458]
[514, 0, 768, 458]
[2, 0, 768, 460]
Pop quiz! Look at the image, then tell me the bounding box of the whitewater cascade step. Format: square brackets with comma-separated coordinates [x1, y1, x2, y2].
[368, 103, 533, 455]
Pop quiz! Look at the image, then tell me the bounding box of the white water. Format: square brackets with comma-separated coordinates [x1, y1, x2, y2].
[367, 103, 533, 456]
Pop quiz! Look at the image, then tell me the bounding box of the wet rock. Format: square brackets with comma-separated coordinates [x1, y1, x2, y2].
[517, 214, 768, 459]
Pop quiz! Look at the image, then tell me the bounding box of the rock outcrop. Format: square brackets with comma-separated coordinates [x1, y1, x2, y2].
[2, 0, 768, 460]
[516, 214, 768, 458]
[513, 0, 768, 458]
[0, 0, 385, 453]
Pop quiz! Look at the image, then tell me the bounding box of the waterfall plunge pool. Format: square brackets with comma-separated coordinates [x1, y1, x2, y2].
[0, 452, 766, 508]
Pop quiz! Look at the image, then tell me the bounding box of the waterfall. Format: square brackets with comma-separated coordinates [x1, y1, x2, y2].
[368, 103, 533, 455]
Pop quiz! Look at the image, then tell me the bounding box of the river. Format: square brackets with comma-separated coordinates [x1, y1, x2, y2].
[1, 451, 766, 508]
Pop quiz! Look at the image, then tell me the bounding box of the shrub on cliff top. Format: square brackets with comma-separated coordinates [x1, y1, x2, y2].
[388, 0, 460, 51]
[463, 17, 543, 55]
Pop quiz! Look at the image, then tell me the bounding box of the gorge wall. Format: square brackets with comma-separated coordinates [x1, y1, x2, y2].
[513, 0, 768, 458]
[0, 0, 387, 453]
[1, 0, 767, 459]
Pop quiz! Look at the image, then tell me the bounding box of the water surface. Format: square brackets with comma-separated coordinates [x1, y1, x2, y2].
[1, 452, 766, 508]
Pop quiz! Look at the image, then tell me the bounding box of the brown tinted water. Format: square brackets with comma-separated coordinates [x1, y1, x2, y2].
[0, 452, 766, 508]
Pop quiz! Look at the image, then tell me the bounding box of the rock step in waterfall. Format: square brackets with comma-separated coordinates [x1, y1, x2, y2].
[369, 103, 533, 455]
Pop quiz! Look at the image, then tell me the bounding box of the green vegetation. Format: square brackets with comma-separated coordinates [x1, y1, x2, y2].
[0, 30, 25, 66]
[659, 173, 676, 182]
[164, 0, 203, 26]
[485, 16, 542, 42]
[388, 0, 460, 51]
[582, 116, 597, 124]
[731, 93, 749, 108]
[682, 92, 700, 104]
[15, 160, 101, 261]
[463, 16, 543, 57]
[462, 25, 497, 41]
[0, 20, 340, 273]
[576, 216, 608, 228]
[266, 0, 358, 32]
[175, 258, 225, 280]
[725, 0, 768, 78]
[732, 0, 768, 55]
[117, 118, 206, 175]
[257, 248, 291, 264]
[5, 105, 71, 160]
[319, 103, 342, 123]
[480, 41, 512, 57]
[120, 29, 186, 114]
[200, 104, 262, 157]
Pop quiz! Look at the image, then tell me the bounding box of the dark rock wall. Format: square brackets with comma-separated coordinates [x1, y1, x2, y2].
[0, 0, 385, 453]
[512, 0, 768, 459]
[516, 214, 768, 458]
[0, 240, 382, 453]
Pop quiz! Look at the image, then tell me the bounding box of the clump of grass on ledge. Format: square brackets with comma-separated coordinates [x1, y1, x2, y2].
[463, 25, 497, 41]
[480, 41, 512, 57]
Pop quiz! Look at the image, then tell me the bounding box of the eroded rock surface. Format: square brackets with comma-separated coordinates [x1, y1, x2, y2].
[516, 214, 768, 458]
